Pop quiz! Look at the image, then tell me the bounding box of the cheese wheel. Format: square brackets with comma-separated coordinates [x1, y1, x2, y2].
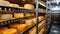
[0, 27, 8, 34]
[38, 16, 44, 21]
[25, 13, 34, 16]
[24, 4, 34, 10]
[0, 1, 10, 6]
[32, 18, 36, 23]
[29, 20, 46, 34]
[3, 29, 17, 34]
[16, 24, 28, 31]
[25, 13, 31, 16]
[30, 13, 34, 16]
[9, 4, 19, 7]
[9, 24, 28, 31]
[14, 13, 24, 18]
[25, 19, 33, 26]
[0, 14, 13, 20]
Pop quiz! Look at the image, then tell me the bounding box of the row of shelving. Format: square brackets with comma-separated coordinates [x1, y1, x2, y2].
[0, 16, 49, 34]
[21, 17, 49, 34]
[0, 6, 46, 14]
[0, 16, 36, 26]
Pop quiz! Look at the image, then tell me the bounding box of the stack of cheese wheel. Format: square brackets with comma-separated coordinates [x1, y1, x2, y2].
[9, 23, 28, 31]
[0, 14, 13, 20]
[29, 20, 46, 34]
[24, 19, 33, 26]
[14, 13, 24, 18]
[9, 4, 19, 8]
[0, 0, 10, 6]
[24, 4, 34, 10]
[3, 29, 17, 34]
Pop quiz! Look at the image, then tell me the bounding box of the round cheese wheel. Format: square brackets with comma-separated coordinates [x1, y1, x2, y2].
[25, 13, 31, 16]
[3, 29, 17, 34]
[32, 18, 36, 23]
[14, 13, 24, 18]
[9, 4, 19, 7]
[25, 19, 33, 26]
[30, 13, 34, 16]
[0, 1, 10, 6]
[16, 24, 28, 31]
[9, 24, 28, 31]
[38, 16, 44, 21]
[0, 14, 13, 20]
[0, 27, 8, 34]
[24, 4, 34, 10]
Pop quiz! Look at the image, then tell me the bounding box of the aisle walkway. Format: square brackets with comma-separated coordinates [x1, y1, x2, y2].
[49, 24, 60, 34]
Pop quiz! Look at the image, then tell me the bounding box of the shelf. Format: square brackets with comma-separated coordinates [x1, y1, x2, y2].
[21, 16, 49, 34]
[0, 6, 46, 13]
[0, 16, 35, 26]
[0, 10, 46, 14]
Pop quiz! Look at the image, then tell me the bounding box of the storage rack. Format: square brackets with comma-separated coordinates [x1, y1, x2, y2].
[0, 0, 49, 34]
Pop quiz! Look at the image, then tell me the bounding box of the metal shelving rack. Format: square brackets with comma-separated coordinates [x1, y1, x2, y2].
[0, 0, 49, 34]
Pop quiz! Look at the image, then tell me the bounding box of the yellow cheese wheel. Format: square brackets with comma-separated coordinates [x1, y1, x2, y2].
[38, 16, 44, 21]
[16, 24, 28, 31]
[30, 13, 34, 16]
[3, 29, 17, 34]
[0, 14, 13, 20]
[0, 27, 8, 34]
[32, 18, 36, 23]
[25, 19, 33, 26]
[9, 23, 28, 31]
[9, 4, 19, 8]
[25, 13, 31, 16]
[14, 13, 24, 18]
[24, 4, 34, 10]
[0, 0, 10, 6]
